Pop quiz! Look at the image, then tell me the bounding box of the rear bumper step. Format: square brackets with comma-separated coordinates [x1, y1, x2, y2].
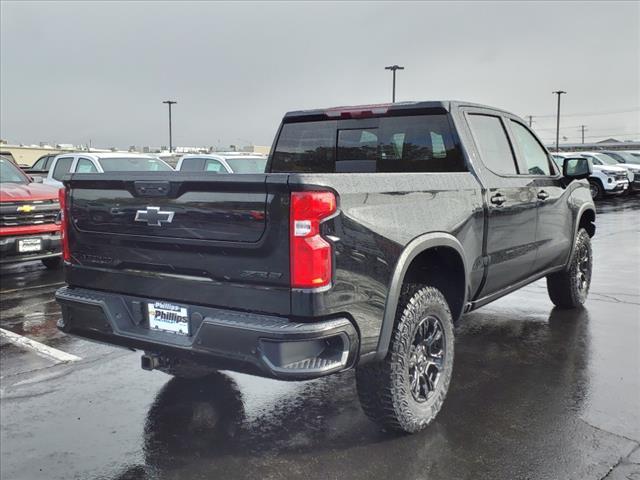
[55, 286, 359, 380]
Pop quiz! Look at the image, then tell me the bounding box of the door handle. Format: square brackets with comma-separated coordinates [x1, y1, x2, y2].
[537, 190, 549, 201]
[490, 193, 506, 206]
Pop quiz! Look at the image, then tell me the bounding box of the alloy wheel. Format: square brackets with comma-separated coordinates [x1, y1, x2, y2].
[408, 315, 446, 403]
[576, 243, 591, 293]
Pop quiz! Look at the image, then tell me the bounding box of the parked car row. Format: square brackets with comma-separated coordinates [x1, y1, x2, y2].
[24, 151, 269, 182]
[552, 151, 640, 199]
[2, 151, 269, 268]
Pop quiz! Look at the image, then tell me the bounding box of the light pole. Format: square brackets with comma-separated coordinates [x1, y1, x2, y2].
[162, 100, 177, 152]
[552, 91, 566, 152]
[385, 65, 404, 103]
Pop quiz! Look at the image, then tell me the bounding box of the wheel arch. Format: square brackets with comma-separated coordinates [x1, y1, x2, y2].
[578, 206, 596, 238]
[566, 203, 596, 267]
[374, 233, 468, 361]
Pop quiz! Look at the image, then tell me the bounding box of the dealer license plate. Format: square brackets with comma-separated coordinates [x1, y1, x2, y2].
[18, 238, 42, 253]
[147, 301, 190, 335]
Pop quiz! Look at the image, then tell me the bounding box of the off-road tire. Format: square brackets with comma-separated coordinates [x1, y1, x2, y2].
[546, 228, 592, 309]
[356, 285, 455, 433]
[588, 179, 603, 200]
[41, 257, 62, 269]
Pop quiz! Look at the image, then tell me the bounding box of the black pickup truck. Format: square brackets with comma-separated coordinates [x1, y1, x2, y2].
[55, 101, 595, 433]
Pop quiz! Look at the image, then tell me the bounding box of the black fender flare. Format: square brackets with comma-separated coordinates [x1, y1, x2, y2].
[566, 202, 596, 266]
[374, 232, 469, 361]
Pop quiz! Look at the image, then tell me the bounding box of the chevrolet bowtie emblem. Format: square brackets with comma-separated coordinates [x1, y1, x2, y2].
[17, 205, 35, 213]
[134, 206, 175, 226]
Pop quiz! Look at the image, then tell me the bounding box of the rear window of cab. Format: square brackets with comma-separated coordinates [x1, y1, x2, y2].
[270, 114, 466, 173]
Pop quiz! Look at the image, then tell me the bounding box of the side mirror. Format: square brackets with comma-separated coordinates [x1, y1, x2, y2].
[563, 157, 592, 180]
[31, 175, 44, 183]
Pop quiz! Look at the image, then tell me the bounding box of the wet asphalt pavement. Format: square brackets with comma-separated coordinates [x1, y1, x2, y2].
[1, 197, 639, 480]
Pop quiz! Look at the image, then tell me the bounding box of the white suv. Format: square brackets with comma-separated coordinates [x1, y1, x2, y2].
[553, 153, 628, 199]
[591, 151, 640, 193]
[45, 153, 173, 188]
[176, 153, 267, 174]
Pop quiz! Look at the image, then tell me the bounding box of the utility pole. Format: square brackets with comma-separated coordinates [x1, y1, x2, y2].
[162, 100, 177, 153]
[580, 125, 587, 144]
[385, 65, 404, 103]
[527, 115, 534, 128]
[552, 91, 566, 152]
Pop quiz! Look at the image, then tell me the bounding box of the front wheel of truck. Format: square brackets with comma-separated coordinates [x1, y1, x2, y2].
[356, 285, 454, 433]
[546, 228, 592, 309]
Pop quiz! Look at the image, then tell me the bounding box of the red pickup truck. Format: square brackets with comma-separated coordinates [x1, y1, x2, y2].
[0, 156, 62, 268]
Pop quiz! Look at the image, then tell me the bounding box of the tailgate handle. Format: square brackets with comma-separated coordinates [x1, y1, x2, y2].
[134, 181, 170, 197]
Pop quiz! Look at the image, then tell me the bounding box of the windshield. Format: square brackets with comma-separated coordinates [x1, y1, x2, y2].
[593, 153, 618, 166]
[98, 157, 173, 172]
[609, 151, 638, 164]
[225, 157, 267, 173]
[0, 157, 29, 184]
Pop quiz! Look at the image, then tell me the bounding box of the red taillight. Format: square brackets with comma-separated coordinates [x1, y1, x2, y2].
[58, 187, 70, 262]
[290, 191, 337, 289]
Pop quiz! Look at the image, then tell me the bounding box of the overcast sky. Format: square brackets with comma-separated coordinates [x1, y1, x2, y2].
[1, 1, 638, 149]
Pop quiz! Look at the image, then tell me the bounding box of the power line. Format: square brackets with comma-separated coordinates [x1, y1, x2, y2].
[529, 107, 640, 119]
[538, 132, 640, 142]
[534, 125, 638, 133]
[581, 132, 640, 139]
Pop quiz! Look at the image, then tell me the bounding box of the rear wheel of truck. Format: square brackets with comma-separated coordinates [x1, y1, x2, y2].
[41, 257, 62, 269]
[356, 285, 454, 433]
[546, 228, 592, 309]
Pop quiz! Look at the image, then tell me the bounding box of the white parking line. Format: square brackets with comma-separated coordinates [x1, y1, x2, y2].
[0, 328, 81, 363]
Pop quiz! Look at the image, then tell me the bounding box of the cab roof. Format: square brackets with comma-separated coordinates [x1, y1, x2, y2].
[54, 152, 161, 160]
[283, 100, 513, 122]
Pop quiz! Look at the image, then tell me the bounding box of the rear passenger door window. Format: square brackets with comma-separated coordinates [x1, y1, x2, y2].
[52, 157, 73, 181]
[76, 158, 98, 173]
[509, 121, 552, 176]
[467, 114, 518, 175]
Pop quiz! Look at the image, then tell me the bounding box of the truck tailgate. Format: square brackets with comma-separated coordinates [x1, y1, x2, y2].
[64, 172, 292, 315]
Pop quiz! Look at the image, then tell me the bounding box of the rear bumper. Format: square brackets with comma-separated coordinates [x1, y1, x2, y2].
[0, 233, 61, 264]
[55, 287, 359, 380]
